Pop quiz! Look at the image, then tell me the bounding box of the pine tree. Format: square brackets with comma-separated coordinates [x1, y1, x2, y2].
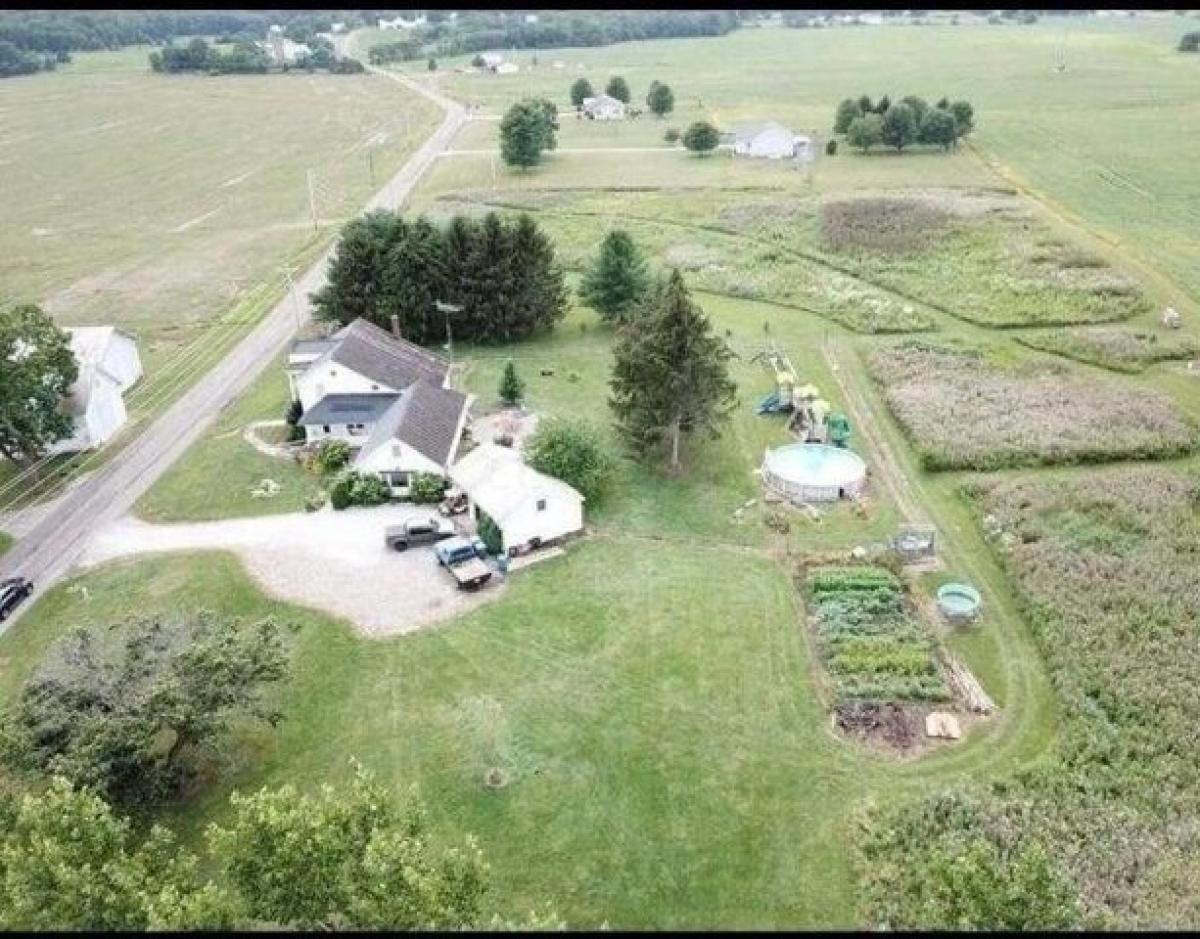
[380, 217, 446, 344]
[498, 360, 525, 406]
[508, 213, 568, 338]
[578, 229, 651, 325]
[608, 270, 738, 471]
[605, 75, 630, 103]
[311, 211, 404, 328]
[569, 77, 593, 108]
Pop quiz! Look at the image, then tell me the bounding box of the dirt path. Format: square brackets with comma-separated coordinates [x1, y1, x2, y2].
[81, 506, 500, 638]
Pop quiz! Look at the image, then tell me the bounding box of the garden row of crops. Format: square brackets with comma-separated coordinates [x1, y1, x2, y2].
[806, 566, 951, 703]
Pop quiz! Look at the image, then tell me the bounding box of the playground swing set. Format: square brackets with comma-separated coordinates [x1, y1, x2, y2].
[751, 341, 851, 447]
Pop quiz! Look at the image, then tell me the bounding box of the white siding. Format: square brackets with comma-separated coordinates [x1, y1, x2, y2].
[105, 333, 142, 391]
[490, 492, 583, 551]
[748, 127, 796, 159]
[295, 362, 396, 412]
[303, 422, 375, 446]
[355, 438, 442, 479]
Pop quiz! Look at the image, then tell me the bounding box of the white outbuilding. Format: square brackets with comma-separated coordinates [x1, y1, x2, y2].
[730, 122, 812, 161]
[450, 443, 584, 556]
[52, 326, 142, 453]
[581, 94, 626, 120]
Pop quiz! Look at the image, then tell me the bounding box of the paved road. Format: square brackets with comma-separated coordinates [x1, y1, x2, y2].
[0, 65, 465, 633]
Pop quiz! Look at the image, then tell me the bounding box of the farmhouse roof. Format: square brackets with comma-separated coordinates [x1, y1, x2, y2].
[730, 121, 795, 142]
[318, 318, 450, 392]
[297, 393, 399, 427]
[583, 94, 624, 109]
[290, 337, 337, 358]
[356, 380, 471, 468]
[450, 443, 584, 524]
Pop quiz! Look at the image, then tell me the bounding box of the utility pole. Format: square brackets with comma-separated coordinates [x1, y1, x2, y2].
[435, 300, 462, 361]
[368, 147, 376, 186]
[282, 265, 304, 331]
[306, 169, 318, 233]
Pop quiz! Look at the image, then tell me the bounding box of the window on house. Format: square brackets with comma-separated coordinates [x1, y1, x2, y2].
[391, 443, 402, 457]
[385, 471, 410, 488]
[348, 423, 366, 436]
[536, 498, 547, 511]
[322, 424, 331, 434]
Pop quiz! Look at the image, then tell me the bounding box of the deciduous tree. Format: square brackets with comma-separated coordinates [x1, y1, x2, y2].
[834, 97, 861, 133]
[682, 120, 720, 155]
[609, 270, 737, 471]
[605, 74, 630, 102]
[569, 76, 592, 107]
[578, 229, 652, 325]
[646, 79, 674, 117]
[499, 97, 557, 168]
[918, 108, 958, 150]
[847, 112, 884, 152]
[526, 417, 615, 505]
[881, 103, 917, 151]
[0, 612, 290, 805]
[949, 99, 974, 136]
[0, 303, 79, 465]
[208, 761, 489, 929]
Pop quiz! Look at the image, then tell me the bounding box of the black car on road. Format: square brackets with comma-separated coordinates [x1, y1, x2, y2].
[0, 577, 34, 621]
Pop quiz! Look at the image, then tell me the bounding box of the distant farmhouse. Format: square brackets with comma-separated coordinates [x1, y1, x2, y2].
[262, 25, 310, 66]
[728, 122, 812, 161]
[51, 327, 143, 453]
[287, 319, 471, 497]
[378, 14, 426, 30]
[581, 93, 626, 120]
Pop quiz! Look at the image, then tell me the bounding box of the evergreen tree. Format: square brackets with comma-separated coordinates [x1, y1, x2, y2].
[605, 74, 630, 102]
[857, 93, 874, 113]
[900, 94, 928, 126]
[646, 79, 674, 116]
[498, 360, 525, 406]
[608, 270, 737, 471]
[569, 76, 593, 107]
[379, 217, 446, 344]
[508, 212, 568, 339]
[875, 94, 892, 114]
[578, 229, 651, 325]
[311, 211, 403, 328]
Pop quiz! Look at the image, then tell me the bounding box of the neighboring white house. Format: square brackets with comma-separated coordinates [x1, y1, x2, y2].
[330, 22, 346, 33]
[450, 443, 584, 555]
[378, 14, 426, 30]
[51, 326, 142, 453]
[730, 122, 812, 161]
[581, 94, 626, 120]
[262, 26, 310, 66]
[288, 319, 471, 495]
[478, 52, 505, 69]
[493, 61, 519, 75]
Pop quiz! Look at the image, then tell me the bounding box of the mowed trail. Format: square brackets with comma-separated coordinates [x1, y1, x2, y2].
[0, 64, 466, 633]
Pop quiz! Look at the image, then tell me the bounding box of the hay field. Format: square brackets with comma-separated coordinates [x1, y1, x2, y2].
[0, 47, 440, 361]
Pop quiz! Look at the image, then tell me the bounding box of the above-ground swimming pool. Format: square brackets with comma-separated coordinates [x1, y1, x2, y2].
[937, 582, 982, 622]
[762, 443, 867, 503]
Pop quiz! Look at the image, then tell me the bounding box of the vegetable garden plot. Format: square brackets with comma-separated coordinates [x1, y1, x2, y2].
[805, 565, 951, 706]
[1015, 325, 1200, 374]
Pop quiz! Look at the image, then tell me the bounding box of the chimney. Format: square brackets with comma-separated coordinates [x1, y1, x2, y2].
[390, 315, 402, 340]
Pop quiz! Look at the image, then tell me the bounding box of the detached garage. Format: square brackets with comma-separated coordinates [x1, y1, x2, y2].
[450, 443, 584, 556]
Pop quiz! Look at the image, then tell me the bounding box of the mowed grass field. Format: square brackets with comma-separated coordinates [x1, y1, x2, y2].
[6, 14, 1200, 927]
[0, 46, 440, 356]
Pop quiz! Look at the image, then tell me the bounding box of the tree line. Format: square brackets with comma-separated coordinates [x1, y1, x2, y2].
[313, 210, 567, 344]
[149, 35, 363, 75]
[0, 38, 66, 78]
[1180, 31, 1200, 52]
[833, 94, 975, 153]
[0, 11, 366, 54]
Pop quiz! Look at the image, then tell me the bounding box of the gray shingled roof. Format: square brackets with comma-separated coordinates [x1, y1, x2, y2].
[298, 393, 399, 426]
[290, 338, 337, 357]
[356, 380, 469, 468]
[322, 319, 449, 392]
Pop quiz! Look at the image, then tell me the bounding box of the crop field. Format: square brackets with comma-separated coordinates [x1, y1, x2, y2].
[867, 339, 1196, 471]
[1016, 325, 1200, 373]
[0, 46, 439, 359]
[806, 566, 950, 705]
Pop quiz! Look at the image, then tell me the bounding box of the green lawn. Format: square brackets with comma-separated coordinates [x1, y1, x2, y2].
[134, 355, 315, 523]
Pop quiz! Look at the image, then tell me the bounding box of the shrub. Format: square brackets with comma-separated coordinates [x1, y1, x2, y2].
[477, 510, 502, 554]
[825, 138, 837, 156]
[313, 439, 351, 475]
[285, 399, 305, 443]
[498, 359, 525, 406]
[408, 472, 445, 504]
[329, 471, 390, 510]
[664, 127, 680, 144]
[525, 417, 615, 505]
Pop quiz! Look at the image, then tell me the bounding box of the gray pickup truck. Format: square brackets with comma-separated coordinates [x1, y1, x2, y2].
[434, 536, 493, 591]
[384, 517, 457, 552]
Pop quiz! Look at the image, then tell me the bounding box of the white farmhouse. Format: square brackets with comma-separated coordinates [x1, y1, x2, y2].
[288, 319, 471, 496]
[730, 122, 811, 161]
[493, 61, 519, 75]
[51, 327, 142, 453]
[581, 94, 626, 120]
[450, 443, 584, 556]
[478, 52, 505, 69]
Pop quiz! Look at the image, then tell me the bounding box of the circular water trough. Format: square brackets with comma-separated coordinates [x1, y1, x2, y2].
[937, 582, 981, 622]
[762, 443, 867, 504]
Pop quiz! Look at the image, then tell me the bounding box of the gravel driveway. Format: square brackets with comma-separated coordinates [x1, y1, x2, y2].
[80, 505, 503, 638]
